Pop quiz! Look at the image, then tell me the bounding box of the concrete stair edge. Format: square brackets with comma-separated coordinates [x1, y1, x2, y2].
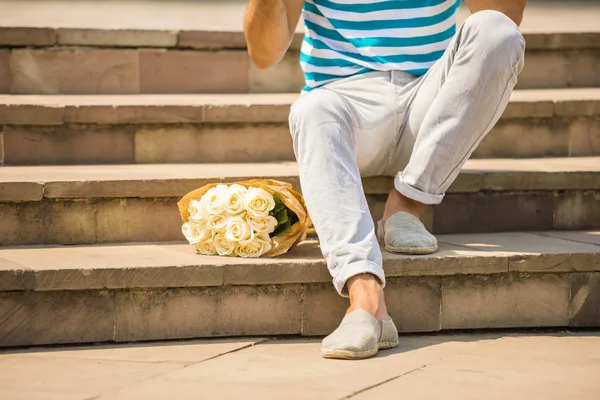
[1, 158, 600, 244]
[0, 89, 599, 125]
[2, 44, 599, 94]
[1, 232, 599, 292]
[1, 90, 598, 165]
[0, 231, 599, 346]
[1, 157, 600, 202]
[1, 27, 600, 50]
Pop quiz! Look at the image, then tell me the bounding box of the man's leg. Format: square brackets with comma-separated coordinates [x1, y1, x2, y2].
[289, 73, 400, 358]
[289, 87, 388, 314]
[384, 10, 525, 246]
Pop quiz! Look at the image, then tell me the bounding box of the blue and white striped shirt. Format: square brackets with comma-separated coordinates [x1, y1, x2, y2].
[300, 0, 461, 91]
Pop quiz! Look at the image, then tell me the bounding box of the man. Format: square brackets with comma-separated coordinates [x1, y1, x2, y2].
[244, 0, 526, 359]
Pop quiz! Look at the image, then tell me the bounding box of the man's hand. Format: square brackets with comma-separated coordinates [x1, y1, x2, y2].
[465, 0, 527, 26]
[244, 0, 305, 69]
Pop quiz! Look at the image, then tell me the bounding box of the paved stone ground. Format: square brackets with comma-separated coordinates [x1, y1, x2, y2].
[0, 0, 598, 32]
[1, 331, 599, 399]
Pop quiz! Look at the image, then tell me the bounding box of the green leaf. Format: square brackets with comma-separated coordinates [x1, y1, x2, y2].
[271, 202, 286, 215]
[272, 219, 291, 236]
[266, 195, 300, 237]
[275, 209, 289, 225]
[269, 195, 286, 217]
[287, 209, 299, 225]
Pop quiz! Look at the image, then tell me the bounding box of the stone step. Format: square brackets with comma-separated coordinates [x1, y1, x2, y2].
[0, 28, 598, 94]
[1, 88, 599, 165]
[1, 157, 599, 246]
[1, 230, 599, 347]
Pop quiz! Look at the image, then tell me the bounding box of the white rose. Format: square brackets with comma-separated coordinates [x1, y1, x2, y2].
[245, 187, 276, 217]
[188, 199, 208, 222]
[206, 214, 227, 233]
[235, 233, 273, 258]
[182, 221, 210, 245]
[225, 216, 254, 243]
[225, 184, 248, 215]
[246, 214, 278, 234]
[213, 233, 236, 256]
[200, 184, 228, 215]
[195, 236, 217, 256]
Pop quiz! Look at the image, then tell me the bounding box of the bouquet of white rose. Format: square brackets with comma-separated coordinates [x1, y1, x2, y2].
[177, 179, 311, 258]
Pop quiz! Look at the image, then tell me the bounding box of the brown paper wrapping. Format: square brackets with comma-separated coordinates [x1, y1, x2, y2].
[177, 179, 312, 257]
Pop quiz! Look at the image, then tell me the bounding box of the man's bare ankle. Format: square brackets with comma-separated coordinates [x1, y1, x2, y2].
[347, 273, 379, 289]
[383, 189, 424, 221]
[345, 274, 390, 320]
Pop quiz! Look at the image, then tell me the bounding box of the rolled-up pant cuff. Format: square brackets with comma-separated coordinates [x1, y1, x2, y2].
[333, 260, 386, 298]
[395, 173, 444, 205]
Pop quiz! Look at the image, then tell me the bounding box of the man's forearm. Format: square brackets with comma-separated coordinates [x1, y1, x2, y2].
[465, 0, 527, 26]
[244, 0, 293, 69]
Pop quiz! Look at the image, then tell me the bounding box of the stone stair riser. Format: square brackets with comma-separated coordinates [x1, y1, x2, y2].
[2, 48, 599, 95]
[1, 191, 598, 245]
[1, 272, 598, 347]
[3, 27, 599, 50]
[518, 49, 600, 89]
[1, 116, 599, 165]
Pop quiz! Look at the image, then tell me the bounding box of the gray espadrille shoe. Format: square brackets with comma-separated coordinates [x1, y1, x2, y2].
[377, 212, 438, 255]
[321, 310, 399, 360]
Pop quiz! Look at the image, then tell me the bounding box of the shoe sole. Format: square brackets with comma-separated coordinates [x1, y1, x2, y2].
[385, 244, 438, 255]
[321, 340, 399, 360]
[321, 348, 378, 360]
[378, 340, 399, 350]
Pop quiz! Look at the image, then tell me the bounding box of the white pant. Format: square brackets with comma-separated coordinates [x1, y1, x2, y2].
[289, 10, 526, 296]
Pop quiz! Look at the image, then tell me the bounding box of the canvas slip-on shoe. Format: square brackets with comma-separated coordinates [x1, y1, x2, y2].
[377, 212, 438, 255]
[321, 310, 399, 360]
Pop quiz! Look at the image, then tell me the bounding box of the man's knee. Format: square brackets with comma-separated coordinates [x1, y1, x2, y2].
[288, 88, 354, 164]
[462, 10, 525, 67]
[289, 88, 352, 147]
[289, 89, 348, 129]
